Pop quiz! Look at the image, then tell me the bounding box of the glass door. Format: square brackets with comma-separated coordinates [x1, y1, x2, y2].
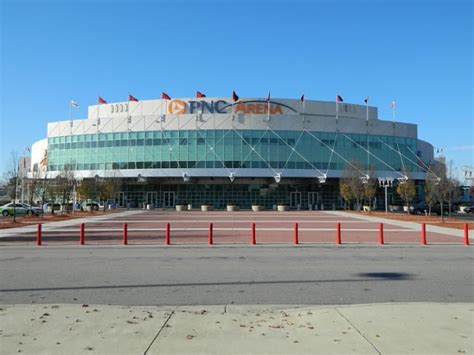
[290, 192, 302, 209]
[118, 192, 125, 207]
[307, 192, 319, 210]
[163, 191, 175, 208]
[146, 192, 158, 207]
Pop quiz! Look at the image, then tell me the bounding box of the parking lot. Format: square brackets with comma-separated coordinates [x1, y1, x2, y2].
[0, 209, 469, 246]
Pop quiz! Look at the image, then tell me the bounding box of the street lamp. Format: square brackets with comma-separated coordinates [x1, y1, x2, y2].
[378, 178, 394, 214]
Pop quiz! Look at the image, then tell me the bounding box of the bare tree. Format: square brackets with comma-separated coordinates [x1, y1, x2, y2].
[4, 151, 19, 222]
[363, 166, 378, 212]
[424, 169, 438, 215]
[396, 180, 416, 213]
[339, 182, 353, 210]
[341, 161, 366, 210]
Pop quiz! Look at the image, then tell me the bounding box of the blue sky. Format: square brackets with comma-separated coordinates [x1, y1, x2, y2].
[1, 0, 472, 179]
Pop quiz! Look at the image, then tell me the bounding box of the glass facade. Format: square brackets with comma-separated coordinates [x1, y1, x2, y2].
[47, 129, 422, 173]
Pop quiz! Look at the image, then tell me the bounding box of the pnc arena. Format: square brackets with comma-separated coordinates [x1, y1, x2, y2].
[29, 94, 436, 209]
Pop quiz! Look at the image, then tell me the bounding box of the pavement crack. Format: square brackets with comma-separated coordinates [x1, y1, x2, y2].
[143, 310, 174, 354]
[334, 308, 381, 355]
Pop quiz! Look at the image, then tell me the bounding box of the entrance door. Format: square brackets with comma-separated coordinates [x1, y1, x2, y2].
[146, 192, 158, 207]
[290, 192, 302, 209]
[308, 192, 319, 210]
[163, 191, 175, 208]
[118, 192, 125, 207]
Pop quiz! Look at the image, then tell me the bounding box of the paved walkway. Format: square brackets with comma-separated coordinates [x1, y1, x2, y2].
[327, 210, 471, 238]
[1, 303, 472, 354]
[0, 210, 143, 238]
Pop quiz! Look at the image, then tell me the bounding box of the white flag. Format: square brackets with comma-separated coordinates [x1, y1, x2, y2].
[70, 100, 79, 108]
[390, 100, 396, 109]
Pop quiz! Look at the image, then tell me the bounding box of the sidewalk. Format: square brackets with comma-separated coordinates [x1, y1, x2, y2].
[0, 210, 143, 238]
[1, 303, 472, 354]
[327, 210, 471, 239]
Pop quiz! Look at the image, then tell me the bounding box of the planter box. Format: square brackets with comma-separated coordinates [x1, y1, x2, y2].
[251, 205, 263, 212]
[176, 205, 188, 212]
[201, 205, 213, 212]
[363, 205, 371, 212]
[226, 205, 239, 212]
[277, 205, 289, 212]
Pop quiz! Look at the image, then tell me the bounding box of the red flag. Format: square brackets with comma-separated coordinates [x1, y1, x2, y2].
[98, 97, 107, 104]
[336, 95, 343, 102]
[266, 91, 271, 102]
[300, 94, 305, 102]
[161, 92, 171, 100]
[196, 91, 206, 98]
[232, 90, 239, 102]
[128, 94, 139, 102]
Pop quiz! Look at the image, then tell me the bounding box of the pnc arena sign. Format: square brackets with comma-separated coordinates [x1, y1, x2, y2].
[167, 99, 298, 115]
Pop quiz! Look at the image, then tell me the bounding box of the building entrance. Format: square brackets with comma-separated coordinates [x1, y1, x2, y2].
[163, 191, 175, 208]
[290, 192, 302, 209]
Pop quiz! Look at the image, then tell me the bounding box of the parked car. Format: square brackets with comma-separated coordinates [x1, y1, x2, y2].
[0, 203, 42, 216]
[461, 205, 474, 213]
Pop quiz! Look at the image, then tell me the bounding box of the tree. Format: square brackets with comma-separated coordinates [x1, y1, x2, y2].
[424, 169, 438, 215]
[341, 161, 366, 210]
[396, 180, 416, 213]
[77, 179, 96, 212]
[363, 166, 378, 212]
[339, 182, 353, 210]
[4, 152, 19, 222]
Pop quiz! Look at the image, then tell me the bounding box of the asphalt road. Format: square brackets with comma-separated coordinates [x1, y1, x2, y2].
[0, 245, 472, 305]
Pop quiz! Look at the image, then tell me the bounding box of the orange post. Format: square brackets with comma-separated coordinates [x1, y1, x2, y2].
[79, 223, 85, 245]
[251, 223, 256, 245]
[36, 224, 42, 246]
[379, 223, 384, 245]
[165, 223, 171, 245]
[336, 222, 341, 245]
[421, 223, 427, 245]
[123, 223, 128, 245]
[294, 223, 299, 245]
[464, 224, 470, 246]
[208, 223, 213, 245]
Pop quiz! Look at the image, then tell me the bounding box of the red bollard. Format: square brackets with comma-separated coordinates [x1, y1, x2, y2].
[165, 223, 171, 245]
[294, 223, 299, 245]
[208, 223, 213, 245]
[336, 222, 341, 245]
[421, 223, 427, 245]
[464, 224, 470, 246]
[123, 223, 128, 245]
[36, 224, 42, 246]
[379, 223, 384, 245]
[79, 223, 85, 245]
[251, 223, 256, 245]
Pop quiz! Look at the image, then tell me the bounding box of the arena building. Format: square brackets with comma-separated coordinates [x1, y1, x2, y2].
[29, 95, 436, 209]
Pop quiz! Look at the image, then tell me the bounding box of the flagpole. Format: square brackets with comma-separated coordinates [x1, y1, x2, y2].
[267, 92, 270, 122]
[302, 97, 306, 130]
[69, 99, 73, 135]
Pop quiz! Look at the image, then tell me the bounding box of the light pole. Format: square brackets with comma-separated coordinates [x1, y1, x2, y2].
[379, 178, 394, 214]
